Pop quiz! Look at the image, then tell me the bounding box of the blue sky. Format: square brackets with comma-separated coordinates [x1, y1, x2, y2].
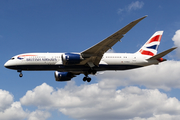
[1, 1, 180, 120]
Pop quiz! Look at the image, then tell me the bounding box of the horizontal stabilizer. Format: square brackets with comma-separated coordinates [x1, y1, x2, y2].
[148, 47, 177, 60]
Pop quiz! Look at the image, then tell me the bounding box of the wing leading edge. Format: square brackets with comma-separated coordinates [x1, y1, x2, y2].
[80, 15, 147, 66]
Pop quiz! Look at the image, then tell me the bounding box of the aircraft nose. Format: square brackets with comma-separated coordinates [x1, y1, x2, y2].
[4, 61, 10, 68]
[4, 60, 15, 69]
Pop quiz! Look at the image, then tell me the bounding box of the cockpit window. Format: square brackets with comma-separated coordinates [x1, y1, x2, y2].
[10, 57, 15, 60]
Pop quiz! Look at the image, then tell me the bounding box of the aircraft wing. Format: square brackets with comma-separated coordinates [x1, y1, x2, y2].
[80, 15, 147, 66]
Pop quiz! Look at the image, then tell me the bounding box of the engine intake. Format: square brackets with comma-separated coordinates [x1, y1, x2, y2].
[61, 53, 83, 65]
[54, 71, 74, 81]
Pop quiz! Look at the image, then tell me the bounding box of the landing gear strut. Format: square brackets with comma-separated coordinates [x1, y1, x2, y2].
[17, 70, 23, 77]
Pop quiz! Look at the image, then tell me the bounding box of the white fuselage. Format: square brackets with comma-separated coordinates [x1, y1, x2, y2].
[4, 52, 160, 72]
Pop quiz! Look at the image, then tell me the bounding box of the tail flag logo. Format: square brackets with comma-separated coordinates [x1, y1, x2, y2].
[137, 31, 163, 56]
[139, 49, 154, 56]
[146, 45, 158, 50]
[146, 35, 162, 44]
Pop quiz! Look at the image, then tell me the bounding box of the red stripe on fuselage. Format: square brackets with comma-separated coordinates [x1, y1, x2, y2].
[18, 55, 37, 57]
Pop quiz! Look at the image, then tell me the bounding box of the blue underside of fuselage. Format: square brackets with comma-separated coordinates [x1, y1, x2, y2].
[6, 64, 143, 72]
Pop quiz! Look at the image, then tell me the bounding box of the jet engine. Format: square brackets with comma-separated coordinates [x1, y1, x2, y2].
[61, 53, 83, 65]
[54, 71, 74, 81]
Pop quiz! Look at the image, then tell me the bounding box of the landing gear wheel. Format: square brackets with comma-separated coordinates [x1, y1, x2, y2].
[83, 77, 91, 82]
[83, 77, 87, 82]
[19, 73, 23, 77]
[87, 77, 91, 82]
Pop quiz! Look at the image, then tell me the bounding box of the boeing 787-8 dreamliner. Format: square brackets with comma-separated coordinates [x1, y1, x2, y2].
[4, 16, 176, 82]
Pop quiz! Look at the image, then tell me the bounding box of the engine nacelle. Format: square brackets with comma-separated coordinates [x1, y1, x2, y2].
[61, 53, 83, 65]
[54, 71, 74, 81]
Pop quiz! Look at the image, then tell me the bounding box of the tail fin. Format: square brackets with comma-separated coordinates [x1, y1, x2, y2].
[136, 31, 163, 56]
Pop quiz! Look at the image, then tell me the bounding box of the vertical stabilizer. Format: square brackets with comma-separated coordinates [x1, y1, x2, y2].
[136, 31, 163, 56]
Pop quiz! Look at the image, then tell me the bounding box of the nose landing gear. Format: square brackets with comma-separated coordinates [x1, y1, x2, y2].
[19, 73, 23, 77]
[17, 70, 23, 77]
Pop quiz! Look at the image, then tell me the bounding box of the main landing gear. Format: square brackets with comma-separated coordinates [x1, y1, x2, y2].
[83, 70, 96, 82]
[83, 76, 91, 82]
[17, 70, 23, 77]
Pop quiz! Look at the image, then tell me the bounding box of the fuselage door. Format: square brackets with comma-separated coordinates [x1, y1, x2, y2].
[132, 56, 136, 63]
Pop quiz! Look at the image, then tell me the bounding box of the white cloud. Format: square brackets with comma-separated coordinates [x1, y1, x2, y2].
[20, 83, 54, 108]
[133, 114, 180, 120]
[107, 49, 115, 53]
[172, 29, 180, 57]
[127, 1, 144, 11]
[0, 90, 13, 112]
[117, 8, 124, 14]
[0, 88, 51, 120]
[98, 60, 180, 91]
[118, 1, 144, 14]
[27, 110, 51, 120]
[20, 82, 180, 120]
[0, 102, 27, 120]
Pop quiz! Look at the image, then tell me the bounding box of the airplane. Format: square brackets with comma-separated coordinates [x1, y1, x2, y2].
[4, 15, 177, 82]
